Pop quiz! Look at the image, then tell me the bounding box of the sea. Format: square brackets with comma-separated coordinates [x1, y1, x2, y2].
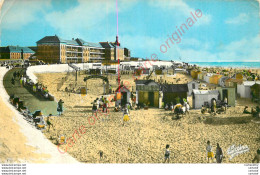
[189, 62, 260, 68]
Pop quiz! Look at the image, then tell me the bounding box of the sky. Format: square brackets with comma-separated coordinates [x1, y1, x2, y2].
[0, 0, 259, 62]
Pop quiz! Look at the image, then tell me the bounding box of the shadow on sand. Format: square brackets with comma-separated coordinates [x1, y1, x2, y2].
[203, 116, 252, 125]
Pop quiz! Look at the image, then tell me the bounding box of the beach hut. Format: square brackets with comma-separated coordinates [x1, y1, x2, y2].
[198, 71, 206, 80]
[187, 80, 199, 96]
[191, 70, 201, 79]
[218, 76, 229, 87]
[203, 73, 214, 83]
[209, 75, 223, 85]
[161, 84, 188, 105]
[135, 80, 160, 107]
[115, 85, 131, 106]
[251, 83, 260, 103]
[224, 78, 243, 88]
[216, 87, 236, 106]
[237, 81, 260, 98]
[192, 90, 220, 109]
[235, 73, 244, 80]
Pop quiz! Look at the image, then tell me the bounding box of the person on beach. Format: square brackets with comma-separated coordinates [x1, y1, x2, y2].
[57, 99, 64, 116]
[243, 106, 251, 114]
[211, 100, 217, 116]
[206, 141, 214, 163]
[252, 149, 260, 163]
[96, 98, 99, 109]
[20, 77, 23, 87]
[92, 100, 98, 116]
[164, 144, 170, 163]
[224, 97, 228, 111]
[11, 77, 15, 86]
[215, 143, 223, 163]
[13, 71, 16, 79]
[122, 105, 130, 126]
[46, 114, 55, 132]
[98, 150, 104, 160]
[17, 71, 20, 79]
[103, 98, 108, 113]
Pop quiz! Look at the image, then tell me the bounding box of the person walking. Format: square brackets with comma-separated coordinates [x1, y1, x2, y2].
[46, 114, 55, 132]
[164, 144, 171, 163]
[57, 99, 64, 116]
[122, 105, 130, 126]
[215, 143, 223, 163]
[206, 140, 214, 163]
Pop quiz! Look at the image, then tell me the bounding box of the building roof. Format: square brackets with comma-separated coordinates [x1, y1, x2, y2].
[225, 78, 243, 84]
[192, 89, 219, 95]
[135, 80, 158, 85]
[0, 47, 9, 53]
[8, 46, 35, 53]
[115, 85, 130, 92]
[243, 81, 260, 86]
[36, 35, 66, 44]
[76, 38, 103, 48]
[64, 39, 79, 46]
[99, 41, 123, 49]
[161, 84, 188, 93]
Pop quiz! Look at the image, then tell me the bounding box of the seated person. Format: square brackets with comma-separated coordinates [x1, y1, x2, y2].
[243, 106, 251, 114]
[201, 105, 207, 114]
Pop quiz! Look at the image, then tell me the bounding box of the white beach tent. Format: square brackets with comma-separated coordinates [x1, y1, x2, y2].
[192, 89, 219, 109]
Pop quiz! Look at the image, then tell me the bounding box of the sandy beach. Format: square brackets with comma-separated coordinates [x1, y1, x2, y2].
[35, 71, 260, 163]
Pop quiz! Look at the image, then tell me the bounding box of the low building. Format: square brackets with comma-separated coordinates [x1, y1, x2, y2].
[135, 80, 161, 107]
[187, 80, 199, 96]
[0, 46, 34, 60]
[192, 90, 219, 109]
[161, 84, 188, 105]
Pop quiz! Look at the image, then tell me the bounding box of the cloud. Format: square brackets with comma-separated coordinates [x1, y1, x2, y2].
[225, 13, 249, 25]
[0, 0, 51, 30]
[148, 0, 211, 25]
[122, 33, 260, 62]
[45, 0, 137, 39]
[165, 35, 260, 62]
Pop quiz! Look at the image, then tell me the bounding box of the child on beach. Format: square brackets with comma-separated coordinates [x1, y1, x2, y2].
[46, 114, 55, 132]
[164, 144, 170, 163]
[206, 141, 214, 163]
[122, 105, 130, 126]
